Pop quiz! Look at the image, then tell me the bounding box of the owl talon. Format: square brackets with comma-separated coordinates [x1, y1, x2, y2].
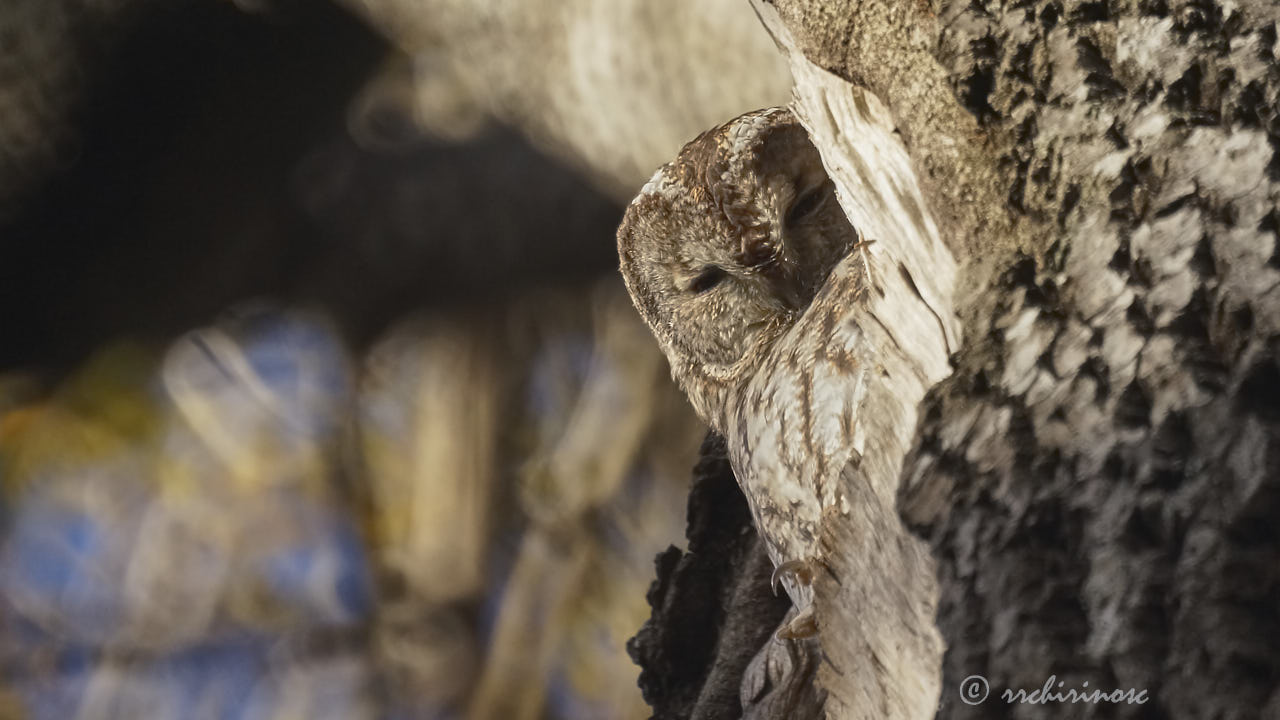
[770, 558, 815, 596]
[775, 604, 818, 640]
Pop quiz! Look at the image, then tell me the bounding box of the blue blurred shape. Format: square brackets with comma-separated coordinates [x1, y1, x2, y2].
[259, 500, 373, 626]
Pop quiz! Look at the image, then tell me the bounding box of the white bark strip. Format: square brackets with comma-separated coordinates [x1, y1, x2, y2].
[731, 4, 963, 718]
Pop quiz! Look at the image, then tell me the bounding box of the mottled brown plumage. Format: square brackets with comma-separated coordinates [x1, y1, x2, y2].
[617, 108, 877, 638]
[617, 108, 859, 427]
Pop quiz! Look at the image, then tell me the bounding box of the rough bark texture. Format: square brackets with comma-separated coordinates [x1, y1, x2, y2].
[639, 0, 1280, 719]
[893, 1, 1280, 717]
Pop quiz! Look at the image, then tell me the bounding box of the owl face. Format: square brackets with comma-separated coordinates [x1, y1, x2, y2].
[617, 108, 857, 412]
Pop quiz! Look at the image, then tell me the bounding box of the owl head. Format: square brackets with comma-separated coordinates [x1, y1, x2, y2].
[617, 108, 858, 424]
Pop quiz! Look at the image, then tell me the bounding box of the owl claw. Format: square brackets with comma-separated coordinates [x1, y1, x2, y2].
[770, 558, 815, 596]
[775, 605, 819, 640]
[771, 560, 820, 640]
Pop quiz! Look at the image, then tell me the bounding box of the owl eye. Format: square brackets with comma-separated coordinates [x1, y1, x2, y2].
[687, 265, 728, 294]
[786, 180, 833, 227]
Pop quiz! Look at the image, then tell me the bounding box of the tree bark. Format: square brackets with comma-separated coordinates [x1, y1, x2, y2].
[635, 0, 1280, 718]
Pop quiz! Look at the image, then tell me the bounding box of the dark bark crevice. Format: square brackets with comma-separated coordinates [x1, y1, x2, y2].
[628, 434, 794, 719]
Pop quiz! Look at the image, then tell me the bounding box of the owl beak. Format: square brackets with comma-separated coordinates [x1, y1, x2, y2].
[737, 229, 777, 269]
[769, 258, 809, 312]
[738, 233, 808, 311]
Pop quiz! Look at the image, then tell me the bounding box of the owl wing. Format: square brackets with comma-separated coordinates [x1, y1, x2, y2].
[722, 251, 873, 579]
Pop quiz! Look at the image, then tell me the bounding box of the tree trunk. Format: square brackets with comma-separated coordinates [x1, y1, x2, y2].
[632, 0, 1280, 718]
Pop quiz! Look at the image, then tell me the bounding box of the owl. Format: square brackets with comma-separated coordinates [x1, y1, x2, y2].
[618, 91, 956, 716]
[619, 96, 955, 623]
[616, 106, 872, 638]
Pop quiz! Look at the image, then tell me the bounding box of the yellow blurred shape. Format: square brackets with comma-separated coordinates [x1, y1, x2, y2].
[0, 342, 161, 494]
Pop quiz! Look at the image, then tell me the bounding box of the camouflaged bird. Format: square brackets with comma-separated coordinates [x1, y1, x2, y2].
[616, 107, 883, 636]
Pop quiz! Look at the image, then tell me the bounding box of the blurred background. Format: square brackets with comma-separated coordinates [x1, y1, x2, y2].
[0, 1, 789, 717]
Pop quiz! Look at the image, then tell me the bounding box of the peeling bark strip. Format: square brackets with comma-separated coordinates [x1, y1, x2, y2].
[745, 0, 1280, 719]
[742, 4, 962, 712]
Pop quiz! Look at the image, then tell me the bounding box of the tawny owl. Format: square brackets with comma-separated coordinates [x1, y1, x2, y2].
[616, 99, 957, 655]
[616, 106, 873, 635]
